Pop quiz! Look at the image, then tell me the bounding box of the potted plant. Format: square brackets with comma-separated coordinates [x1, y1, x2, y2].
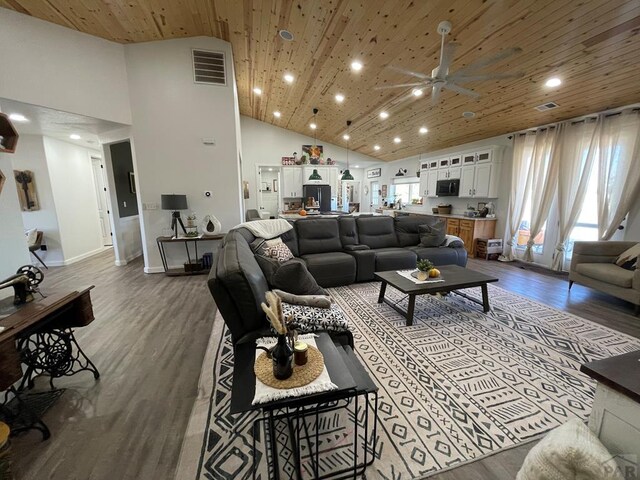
[416, 259, 433, 281]
[186, 213, 197, 227]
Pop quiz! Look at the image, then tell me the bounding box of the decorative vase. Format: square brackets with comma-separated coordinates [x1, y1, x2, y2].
[200, 214, 222, 236]
[269, 334, 293, 380]
[417, 270, 429, 281]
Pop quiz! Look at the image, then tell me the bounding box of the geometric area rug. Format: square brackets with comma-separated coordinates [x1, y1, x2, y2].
[175, 282, 640, 480]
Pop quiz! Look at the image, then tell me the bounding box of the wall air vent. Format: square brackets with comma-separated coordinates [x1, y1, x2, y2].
[192, 49, 226, 85]
[535, 101, 559, 112]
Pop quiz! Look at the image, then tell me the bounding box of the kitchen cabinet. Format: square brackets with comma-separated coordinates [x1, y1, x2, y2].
[419, 169, 438, 198]
[444, 217, 497, 257]
[458, 161, 501, 198]
[459, 166, 475, 197]
[282, 167, 303, 197]
[436, 155, 461, 180]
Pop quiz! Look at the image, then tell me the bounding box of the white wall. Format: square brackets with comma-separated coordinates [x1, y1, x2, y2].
[124, 37, 243, 272]
[0, 154, 31, 299]
[0, 8, 131, 125]
[10, 135, 64, 265]
[625, 201, 640, 241]
[240, 116, 378, 212]
[42, 137, 104, 264]
[370, 134, 513, 237]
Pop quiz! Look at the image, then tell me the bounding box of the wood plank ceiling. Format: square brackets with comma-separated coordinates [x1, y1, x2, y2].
[3, 0, 640, 161]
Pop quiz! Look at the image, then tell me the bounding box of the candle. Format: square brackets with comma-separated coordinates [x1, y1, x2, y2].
[294, 341, 308, 366]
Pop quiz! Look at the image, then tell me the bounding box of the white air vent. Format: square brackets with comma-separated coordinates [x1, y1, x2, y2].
[535, 101, 559, 112]
[192, 49, 226, 85]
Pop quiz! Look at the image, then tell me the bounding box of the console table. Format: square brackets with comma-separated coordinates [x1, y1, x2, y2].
[156, 235, 224, 276]
[581, 351, 640, 474]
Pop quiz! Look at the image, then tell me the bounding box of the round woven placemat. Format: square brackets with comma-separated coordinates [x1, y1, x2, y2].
[254, 345, 324, 389]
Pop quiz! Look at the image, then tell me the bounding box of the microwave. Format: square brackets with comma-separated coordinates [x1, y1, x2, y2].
[436, 179, 460, 196]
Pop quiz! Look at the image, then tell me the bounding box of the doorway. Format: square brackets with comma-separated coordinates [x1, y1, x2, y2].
[91, 156, 113, 246]
[257, 166, 281, 218]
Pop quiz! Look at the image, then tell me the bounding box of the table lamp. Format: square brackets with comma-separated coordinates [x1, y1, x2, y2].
[161, 194, 188, 238]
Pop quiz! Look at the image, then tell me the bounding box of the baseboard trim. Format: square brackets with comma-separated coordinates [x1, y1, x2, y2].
[48, 247, 110, 267]
[144, 266, 165, 274]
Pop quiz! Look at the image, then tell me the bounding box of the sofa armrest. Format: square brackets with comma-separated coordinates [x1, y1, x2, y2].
[570, 241, 637, 273]
[343, 244, 370, 251]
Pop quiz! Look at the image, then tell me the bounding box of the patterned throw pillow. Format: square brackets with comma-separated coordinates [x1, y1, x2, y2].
[266, 242, 294, 262]
[281, 302, 350, 334]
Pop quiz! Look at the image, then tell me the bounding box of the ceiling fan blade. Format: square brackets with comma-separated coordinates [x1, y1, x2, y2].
[454, 47, 523, 76]
[431, 84, 444, 104]
[449, 71, 524, 83]
[444, 83, 481, 99]
[374, 82, 429, 90]
[437, 42, 459, 77]
[387, 65, 432, 80]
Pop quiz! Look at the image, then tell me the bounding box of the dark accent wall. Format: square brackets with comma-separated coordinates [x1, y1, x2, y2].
[110, 141, 139, 218]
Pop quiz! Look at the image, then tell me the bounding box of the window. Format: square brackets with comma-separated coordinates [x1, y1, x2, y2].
[515, 197, 546, 254]
[393, 183, 420, 205]
[370, 181, 380, 206]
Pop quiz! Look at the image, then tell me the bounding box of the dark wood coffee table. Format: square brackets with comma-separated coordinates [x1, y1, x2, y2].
[374, 265, 499, 326]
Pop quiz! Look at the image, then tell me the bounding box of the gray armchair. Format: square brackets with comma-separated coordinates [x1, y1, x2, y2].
[569, 241, 639, 314]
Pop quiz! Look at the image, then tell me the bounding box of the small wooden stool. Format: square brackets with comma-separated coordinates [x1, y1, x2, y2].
[0, 422, 13, 480]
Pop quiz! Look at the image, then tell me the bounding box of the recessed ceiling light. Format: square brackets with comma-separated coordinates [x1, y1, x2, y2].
[545, 77, 562, 87]
[8, 113, 28, 122]
[335, 93, 345, 103]
[310, 123, 317, 130]
[419, 126, 428, 134]
[354, 165, 360, 168]
[279, 30, 294, 41]
[283, 73, 295, 84]
[393, 137, 401, 144]
[462, 111, 476, 118]
[253, 87, 262, 95]
[379, 111, 389, 120]
[273, 111, 281, 118]
[268, 168, 274, 171]
[351, 61, 363, 72]
[374, 145, 381, 151]
[343, 134, 350, 140]
[70, 134, 81, 140]
[412, 89, 424, 97]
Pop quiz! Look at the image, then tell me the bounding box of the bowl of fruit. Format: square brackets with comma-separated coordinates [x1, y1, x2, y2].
[413, 259, 441, 281]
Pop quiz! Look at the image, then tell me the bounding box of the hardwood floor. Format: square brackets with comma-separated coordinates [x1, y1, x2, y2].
[9, 252, 639, 480]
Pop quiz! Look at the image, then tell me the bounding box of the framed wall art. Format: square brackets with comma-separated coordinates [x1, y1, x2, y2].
[14, 170, 40, 211]
[367, 168, 381, 179]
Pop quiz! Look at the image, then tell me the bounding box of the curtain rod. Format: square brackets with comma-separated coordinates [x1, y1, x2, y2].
[512, 104, 640, 136]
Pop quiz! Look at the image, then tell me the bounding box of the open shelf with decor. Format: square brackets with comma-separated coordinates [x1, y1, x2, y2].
[0, 112, 19, 153]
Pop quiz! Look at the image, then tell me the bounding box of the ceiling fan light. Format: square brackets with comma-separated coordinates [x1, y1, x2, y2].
[412, 88, 423, 97]
[545, 77, 562, 87]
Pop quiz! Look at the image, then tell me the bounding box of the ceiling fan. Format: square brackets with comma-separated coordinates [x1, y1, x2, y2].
[377, 21, 524, 103]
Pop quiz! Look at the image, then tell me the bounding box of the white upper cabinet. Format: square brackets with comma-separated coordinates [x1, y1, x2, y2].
[459, 165, 476, 198]
[456, 147, 502, 198]
[282, 167, 303, 197]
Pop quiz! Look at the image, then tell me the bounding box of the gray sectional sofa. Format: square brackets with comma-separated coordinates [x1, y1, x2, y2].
[208, 215, 467, 345]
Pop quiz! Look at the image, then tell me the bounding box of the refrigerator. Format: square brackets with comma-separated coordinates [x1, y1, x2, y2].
[303, 184, 332, 212]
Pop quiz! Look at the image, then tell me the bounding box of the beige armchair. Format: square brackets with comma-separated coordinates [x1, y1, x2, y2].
[569, 241, 639, 315]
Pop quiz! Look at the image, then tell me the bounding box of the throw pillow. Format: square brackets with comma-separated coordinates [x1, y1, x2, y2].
[265, 242, 294, 262]
[442, 234, 464, 248]
[273, 289, 332, 309]
[282, 302, 349, 334]
[249, 238, 268, 255]
[615, 243, 640, 268]
[256, 257, 326, 296]
[25, 228, 38, 247]
[516, 418, 623, 480]
[419, 220, 446, 247]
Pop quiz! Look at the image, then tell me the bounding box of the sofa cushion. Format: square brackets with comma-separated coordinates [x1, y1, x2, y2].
[356, 216, 399, 249]
[346, 249, 377, 282]
[282, 303, 350, 334]
[296, 218, 342, 255]
[255, 256, 326, 295]
[373, 248, 417, 272]
[407, 245, 468, 267]
[615, 242, 640, 267]
[301, 252, 356, 287]
[575, 263, 634, 288]
[273, 289, 332, 309]
[394, 215, 441, 247]
[419, 220, 446, 247]
[338, 216, 359, 246]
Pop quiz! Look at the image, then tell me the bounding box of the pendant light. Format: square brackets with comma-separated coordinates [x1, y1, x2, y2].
[308, 108, 322, 181]
[341, 120, 354, 181]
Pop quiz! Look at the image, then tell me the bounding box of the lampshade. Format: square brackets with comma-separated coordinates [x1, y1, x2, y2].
[308, 169, 322, 181]
[395, 169, 407, 177]
[341, 169, 354, 181]
[161, 194, 188, 210]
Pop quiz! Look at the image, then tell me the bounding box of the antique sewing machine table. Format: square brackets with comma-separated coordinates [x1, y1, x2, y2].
[0, 286, 99, 439]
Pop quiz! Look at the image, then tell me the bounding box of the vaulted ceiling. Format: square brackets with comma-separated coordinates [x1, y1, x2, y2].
[3, 0, 640, 161]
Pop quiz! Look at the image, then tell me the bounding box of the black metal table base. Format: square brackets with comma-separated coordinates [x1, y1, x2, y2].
[253, 390, 379, 480]
[0, 387, 66, 441]
[17, 328, 100, 391]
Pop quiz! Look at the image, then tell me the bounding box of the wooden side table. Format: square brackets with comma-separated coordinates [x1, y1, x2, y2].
[156, 235, 224, 276]
[581, 351, 640, 475]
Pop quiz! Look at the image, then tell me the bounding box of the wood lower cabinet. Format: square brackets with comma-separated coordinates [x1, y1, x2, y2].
[445, 218, 496, 257]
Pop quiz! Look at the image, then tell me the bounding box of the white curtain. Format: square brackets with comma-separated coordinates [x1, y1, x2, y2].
[500, 134, 534, 261]
[523, 127, 561, 262]
[551, 120, 598, 270]
[596, 110, 640, 240]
